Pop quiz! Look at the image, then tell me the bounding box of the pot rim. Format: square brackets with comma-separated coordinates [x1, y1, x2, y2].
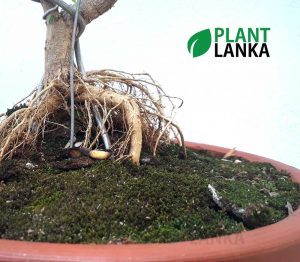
[1, 141, 299, 262]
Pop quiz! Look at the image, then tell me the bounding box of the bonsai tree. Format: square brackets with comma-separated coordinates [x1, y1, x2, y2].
[0, 0, 186, 164]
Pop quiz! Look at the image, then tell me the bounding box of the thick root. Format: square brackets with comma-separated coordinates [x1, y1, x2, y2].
[0, 70, 186, 164]
[0, 80, 65, 160]
[78, 86, 142, 164]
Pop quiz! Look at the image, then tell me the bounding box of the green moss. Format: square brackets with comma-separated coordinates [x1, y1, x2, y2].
[0, 145, 299, 243]
[5, 103, 27, 117]
[27, 191, 63, 211]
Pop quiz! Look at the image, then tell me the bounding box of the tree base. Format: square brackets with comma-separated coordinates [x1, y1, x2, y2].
[0, 70, 186, 164]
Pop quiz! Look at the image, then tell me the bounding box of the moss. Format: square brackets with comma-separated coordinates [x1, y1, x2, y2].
[0, 144, 299, 243]
[0, 160, 17, 181]
[27, 191, 63, 211]
[5, 103, 27, 117]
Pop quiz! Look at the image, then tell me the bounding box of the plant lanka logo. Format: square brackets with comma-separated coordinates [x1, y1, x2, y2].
[187, 28, 270, 58]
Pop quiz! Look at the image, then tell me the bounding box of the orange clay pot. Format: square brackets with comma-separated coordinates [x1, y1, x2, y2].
[0, 141, 299, 262]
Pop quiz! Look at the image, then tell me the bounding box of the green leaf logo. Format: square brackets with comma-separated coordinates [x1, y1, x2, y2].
[187, 29, 212, 58]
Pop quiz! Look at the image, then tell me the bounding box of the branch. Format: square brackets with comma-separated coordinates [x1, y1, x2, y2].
[80, 0, 117, 24]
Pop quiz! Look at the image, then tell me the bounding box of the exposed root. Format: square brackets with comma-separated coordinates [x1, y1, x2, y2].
[0, 70, 186, 164]
[0, 79, 65, 160]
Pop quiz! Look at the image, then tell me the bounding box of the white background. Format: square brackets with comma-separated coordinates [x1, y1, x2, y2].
[0, 0, 299, 168]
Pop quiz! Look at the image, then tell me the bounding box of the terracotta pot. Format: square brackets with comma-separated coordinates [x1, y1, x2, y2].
[0, 141, 299, 262]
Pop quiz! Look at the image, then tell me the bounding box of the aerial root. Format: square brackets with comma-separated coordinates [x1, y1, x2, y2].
[0, 70, 186, 164]
[0, 80, 64, 160]
[77, 86, 142, 164]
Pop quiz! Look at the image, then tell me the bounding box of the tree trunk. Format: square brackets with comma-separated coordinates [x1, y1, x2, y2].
[39, 0, 117, 84]
[1, 0, 185, 164]
[44, 18, 73, 82]
[40, 1, 73, 83]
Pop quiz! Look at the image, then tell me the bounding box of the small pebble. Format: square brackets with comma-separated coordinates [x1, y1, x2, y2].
[221, 159, 232, 162]
[285, 202, 293, 215]
[269, 192, 279, 197]
[74, 141, 83, 147]
[27, 229, 34, 234]
[25, 162, 37, 170]
[140, 157, 152, 164]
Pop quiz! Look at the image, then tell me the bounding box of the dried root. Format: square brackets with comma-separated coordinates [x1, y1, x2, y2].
[0, 70, 186, 164]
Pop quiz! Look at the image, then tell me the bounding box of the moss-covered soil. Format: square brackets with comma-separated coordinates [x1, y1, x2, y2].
[0, 145, 299, 244]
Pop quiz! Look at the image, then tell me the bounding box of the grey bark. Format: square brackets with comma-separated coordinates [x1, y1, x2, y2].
[38, 0, 117, 83]
[80, 0, 117, 24]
